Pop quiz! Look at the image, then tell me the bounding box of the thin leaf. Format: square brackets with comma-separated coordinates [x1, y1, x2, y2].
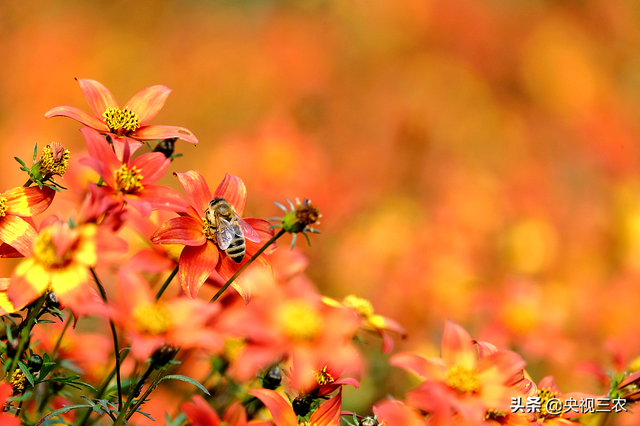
[159, 374, 210, 395]
[33, 143, 38, 163]
[18, 360, 35, 387]
[14, 157, 27, 168]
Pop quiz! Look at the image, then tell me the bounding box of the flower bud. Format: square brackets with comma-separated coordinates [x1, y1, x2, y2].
[292, 396, 313, 417]
[261, 365, 283, 390]
[27, 354, 43, 373]
[40, 142, 70, 177]
[150, 345, 179, 368]
[153, 138, 177, 158]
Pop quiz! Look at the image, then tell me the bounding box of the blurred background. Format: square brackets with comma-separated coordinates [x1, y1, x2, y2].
[2, 0, 640, 417]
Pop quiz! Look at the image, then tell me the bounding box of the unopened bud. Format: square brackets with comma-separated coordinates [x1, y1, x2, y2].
[154, 138, 177, 158]
[150, 345, 178, 367]
[28, 354, 43, 373]
[262, 365, 283, 390]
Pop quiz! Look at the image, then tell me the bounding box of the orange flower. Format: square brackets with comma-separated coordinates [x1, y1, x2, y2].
[45, 78, 198, 160]
[7, 218, 127, 314]
[182, 396, 266, 426]
[391, 321, 528, 425]
[151, 171, 274, 301]
[79, 127, 189, 216]
[249, 388, 342, 426]
[107, 271, 222, 360]
[531, 376, 599, 426]
[373, 399, 429, 426]
[0, 185, 55, 257]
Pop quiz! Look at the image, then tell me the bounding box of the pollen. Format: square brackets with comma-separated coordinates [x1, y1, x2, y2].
[314, 365, 335, 385]
[102, 107, 140, 133]
[280, 300, 322, 342]
[295, 198, 320, 226]
[202, 216, 216, 241]
[446, 365, 480, 394]
[33, 231, 72, 268]
[485, 409, 507, 420]
[10, 370, 26, 394]
[115, 164, 144, 193]
[133, 303, 172, 335]
[343, 295, 374, 318]
[537, 387, 559, 418]
[40, 142, 70, 176]
[0, 196, 6, 218]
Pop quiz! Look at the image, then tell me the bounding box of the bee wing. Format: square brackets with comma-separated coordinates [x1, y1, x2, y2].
[237, 214, 261, 243]
[215, 216, 236, 250]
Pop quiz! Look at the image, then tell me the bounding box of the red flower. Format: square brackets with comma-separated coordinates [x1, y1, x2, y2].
[151, 171, 274, 301]
[249, 388, 342, 426]
[182, 396, 265, 426]
[79, 127, 189, 216]
[0, 383, 20, 426]
[45, 78, 198, 160]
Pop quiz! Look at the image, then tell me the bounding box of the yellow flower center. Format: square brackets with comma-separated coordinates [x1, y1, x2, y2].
[133, 304, 172, 335]
[115, 164, 144, 193]
[103, 107, 140, 134]
[41, 144, 70, 176]
[537, 388, 560, 419]
[223, 338, 246, 361]
[446, 365, 480, 394]
[0, 196, 6, 218]
[314, 365, 335, 385]
[343, 295, 374, 318]
[10, 370, 27, 393]
[33, 231, 72, 268]
[280, 300, 322, 342]
[299, 423, 317, 426]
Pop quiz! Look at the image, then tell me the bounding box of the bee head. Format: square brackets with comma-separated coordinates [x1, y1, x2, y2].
[209, 197, 232, 215]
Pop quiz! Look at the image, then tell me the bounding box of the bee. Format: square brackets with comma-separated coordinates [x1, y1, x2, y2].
[205, 197, 260, 263]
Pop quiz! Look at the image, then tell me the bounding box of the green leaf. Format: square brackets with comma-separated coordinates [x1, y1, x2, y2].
[18, 360, 35, 387]
[159, 374, 210, 395]
[14, 157, 27, 168]
[33, 143, 38, 163]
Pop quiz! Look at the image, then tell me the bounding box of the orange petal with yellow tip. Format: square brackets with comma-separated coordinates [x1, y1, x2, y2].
[441, 320, 476, 370]
[248, 389, 297, 426]
[0, 215, 38, 256]
[4, 186, 55, 217]
[44, 106, 109, 131]
[135, 125, 199, 145]
[179, 242, 219, 299]
[77, 78, 118, 117]
[0, 278, 16, 315]
[8, 259, 49, 309]
[124, 85, 171, 125]
[50, 263, 89, 296]
[214, 173, 247, 217]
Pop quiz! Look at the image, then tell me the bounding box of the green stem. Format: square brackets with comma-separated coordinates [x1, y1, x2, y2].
[51, 313, 73, 360]
[155, 265, 179, 301]
[210, 229, 285, 303]
[5, 295, 47, 377]
[23, 179, 33, 187]
[90, 268, 123, 412]
[124, 368, 167, 422]
[75, 349, 129, 426]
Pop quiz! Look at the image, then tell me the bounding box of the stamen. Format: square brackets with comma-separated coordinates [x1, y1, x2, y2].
[40, 143, 70, 176]
[0, 196, 7, 217]
[343, 295, 374, 318]
[103, 107, 140, 134]
[537, 388, 560, 418]
[133, 304, 172, 335]
[202, 216, 216, 241]
[446, 365, 480, 394]
[33, 231, 72, 268]
[314, 365, 335, 385]
[115, 164, 144, 193]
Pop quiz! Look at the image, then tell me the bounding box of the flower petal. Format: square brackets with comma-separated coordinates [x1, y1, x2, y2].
[248, 389, 297, 426]
[175, 170, 212, 216]
[123, 194, 153, 217]
[0, 216, 37, 256]
[151, 216, 206, 246]
[223, 402, 247, 426]
[178, 242, 219, 299]
[214, 173, 247, 216]
[3, 186, 55, 217]
[390, 353, 443, 381]
[77, 78, 118, 117]
[8, 259, 49, 309]
[132, 153, 170, 184]
[217, 253, 272, 303]
[135, 184, 189, 213]
[44, 106, 109, 131]
[244, 218, 276, 254]
[80, 127, 120, 186]
[309, 390, 342, 426]
[182, 395, 221, 426]
[124, 85, 171, 125]
[134, 125, 199, 145]
[441, 320, 476, 370]
[112, 136, 144, 162]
